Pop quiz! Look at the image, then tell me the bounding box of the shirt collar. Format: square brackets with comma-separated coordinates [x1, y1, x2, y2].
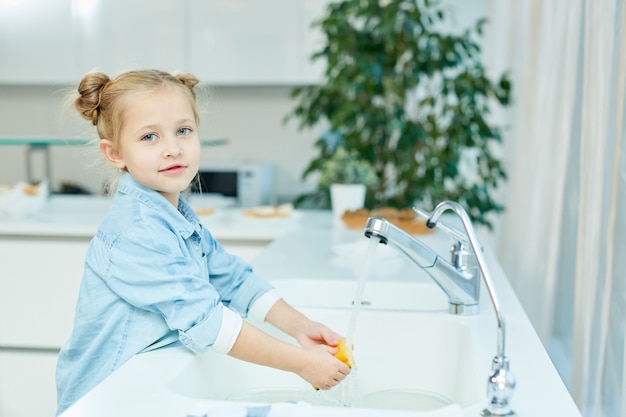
[116, 173, 202, 238]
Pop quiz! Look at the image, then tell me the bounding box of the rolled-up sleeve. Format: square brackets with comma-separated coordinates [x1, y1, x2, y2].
[179, 304, 243, 354]
[247, 289, 281, 323]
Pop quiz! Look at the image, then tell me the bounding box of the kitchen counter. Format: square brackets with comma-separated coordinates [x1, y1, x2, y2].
[0, 194, 303, 241]
[55, 208, 581, 417]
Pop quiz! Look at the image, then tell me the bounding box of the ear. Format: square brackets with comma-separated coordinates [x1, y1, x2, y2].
[99, 139, 126, 169]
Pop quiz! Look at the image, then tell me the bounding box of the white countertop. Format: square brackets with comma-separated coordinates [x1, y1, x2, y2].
[0, 195, 307, 241]
[55, 205, 582, 417]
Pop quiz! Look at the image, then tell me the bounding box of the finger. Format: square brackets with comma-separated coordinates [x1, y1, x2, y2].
[319, 326, 341, 346]
[319, 344, 338, 355]
[336, 361, 351, 375]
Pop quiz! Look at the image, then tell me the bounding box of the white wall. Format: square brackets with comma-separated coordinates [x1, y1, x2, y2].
[0, 84, 321, 202]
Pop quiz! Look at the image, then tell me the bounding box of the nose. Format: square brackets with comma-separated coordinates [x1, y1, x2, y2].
[163, 135, 183, 157]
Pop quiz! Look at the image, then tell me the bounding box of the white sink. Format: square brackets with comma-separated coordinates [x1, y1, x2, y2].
[168, 307, 488, 411]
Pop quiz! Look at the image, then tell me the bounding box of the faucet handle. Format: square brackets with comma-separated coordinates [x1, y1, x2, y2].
[413, 207, 472, 246]
[451, 241, 474, 271]
[414, 207, 483, 270]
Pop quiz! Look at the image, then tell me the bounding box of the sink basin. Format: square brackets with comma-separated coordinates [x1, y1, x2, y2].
[270, 279, 449, 312]
[168, 307, 487, 410]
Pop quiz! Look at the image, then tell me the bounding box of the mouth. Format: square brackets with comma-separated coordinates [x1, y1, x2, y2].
[159, 164, 187, 175]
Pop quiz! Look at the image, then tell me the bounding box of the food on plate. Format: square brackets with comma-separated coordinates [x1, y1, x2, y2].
[0, 181, 49, 217]
[341, 207, 433, 235]
[242, 203, 293, 218]
[22, 183, 40, 196]
[0, 182, 41, 196]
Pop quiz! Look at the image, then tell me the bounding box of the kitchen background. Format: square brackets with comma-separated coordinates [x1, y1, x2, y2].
[0, 0, 329, 200]
[0, 0, 484, 201]
[1, 1, 625, 417]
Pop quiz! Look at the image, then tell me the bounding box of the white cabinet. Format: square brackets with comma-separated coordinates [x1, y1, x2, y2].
[301, 0, 329, 83]
[0, 0, 328, 85]
[77, 0, 187, 76]
[0, 236, 86, 417]
[0, 351, 58, 417]
[0, 0, 185, 84]
[0, 0, 78, 84]
[0, 238, 88, 348]
[190, 0, 304, 85]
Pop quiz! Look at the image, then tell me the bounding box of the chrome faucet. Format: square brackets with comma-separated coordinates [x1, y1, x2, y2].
[363, 200, 516, 416]
[363, 212, 480, 315]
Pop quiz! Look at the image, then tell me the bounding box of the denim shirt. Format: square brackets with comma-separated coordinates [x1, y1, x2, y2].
[55, 173, 276, 415]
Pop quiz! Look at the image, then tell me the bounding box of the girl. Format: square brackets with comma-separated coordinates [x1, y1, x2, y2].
[55, 69, 350, 415]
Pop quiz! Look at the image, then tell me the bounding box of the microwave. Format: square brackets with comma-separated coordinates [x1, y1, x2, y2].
[193, 163, 274, 207]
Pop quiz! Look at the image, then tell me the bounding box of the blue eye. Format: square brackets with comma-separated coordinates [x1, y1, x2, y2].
[177, 127, 192, 136]
[142, 133, 157, 142]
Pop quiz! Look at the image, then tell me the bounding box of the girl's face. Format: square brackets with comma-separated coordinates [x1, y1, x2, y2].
[100, 84, 201, 206]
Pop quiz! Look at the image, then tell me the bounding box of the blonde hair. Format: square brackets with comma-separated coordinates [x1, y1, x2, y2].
[73, 69, 203, 193]
[75, 69, 200, 144]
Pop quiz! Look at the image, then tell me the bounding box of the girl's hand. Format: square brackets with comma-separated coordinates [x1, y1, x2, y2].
[228, 321, 350, 391]
[264, 299, 345, 349]
[294, 320, 342, 348]
[296, 344, 351, 390]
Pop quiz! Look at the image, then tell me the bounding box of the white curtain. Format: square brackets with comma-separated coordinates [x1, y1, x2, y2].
[484, 0, 626, 416]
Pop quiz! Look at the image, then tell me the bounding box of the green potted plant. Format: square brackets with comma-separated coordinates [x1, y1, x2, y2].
[318, 146, 379, 219]
[285, 0, 512, 228]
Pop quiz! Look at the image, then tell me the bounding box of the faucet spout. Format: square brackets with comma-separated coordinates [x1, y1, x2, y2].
[425, 201, 516, 416]
[427, 201, 506, 356]
[364, 217, 480, 315]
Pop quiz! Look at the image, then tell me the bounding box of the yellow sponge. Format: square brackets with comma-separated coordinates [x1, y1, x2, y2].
[333, 338, 352, 368]
[313, 338, 353, 390]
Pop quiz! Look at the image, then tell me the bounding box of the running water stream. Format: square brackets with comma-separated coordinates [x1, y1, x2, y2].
[339, 236, 381, 406]
[312, 236, 380, 407]
[346, 235, 380, 348]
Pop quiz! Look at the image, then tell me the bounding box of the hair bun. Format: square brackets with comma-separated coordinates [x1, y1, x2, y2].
[176, 74, 200, 91]
[75, 72, 111, 125]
